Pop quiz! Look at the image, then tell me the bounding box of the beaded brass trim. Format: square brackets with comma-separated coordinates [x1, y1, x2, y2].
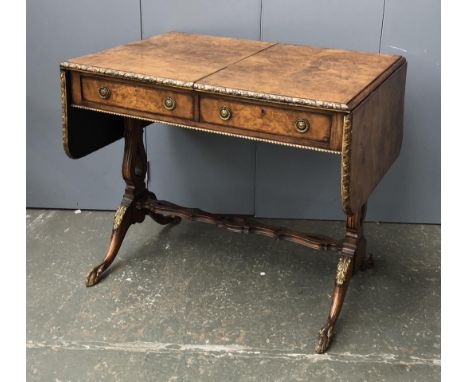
[336, 256, 352, 285]
[340, 114, 352, 214]
[113, 206, 127, 230]
[60, 62, 194, 89]
[60, 71, 72, 158]
[70, 104, 341, 154]
[195, 83, 349, 111]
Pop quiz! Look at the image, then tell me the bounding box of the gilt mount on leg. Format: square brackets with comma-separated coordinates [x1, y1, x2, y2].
[315, 255, 353, 353]
[86, 203, 134, 286]
[315, 203, 370, 353]
[85, 118, 178, 286]
[85, 118, 146, 286]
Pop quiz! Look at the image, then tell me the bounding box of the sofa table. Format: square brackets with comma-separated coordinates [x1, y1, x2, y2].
[60, 32, 407, 353]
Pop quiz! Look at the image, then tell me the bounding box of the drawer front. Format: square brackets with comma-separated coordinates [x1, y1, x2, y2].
[79, 75, 194, 119]
[199, 96, 332, 143]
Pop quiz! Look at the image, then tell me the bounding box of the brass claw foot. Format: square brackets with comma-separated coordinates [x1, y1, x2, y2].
[85, 263, 106, 287]
[315, 325, 333, 354]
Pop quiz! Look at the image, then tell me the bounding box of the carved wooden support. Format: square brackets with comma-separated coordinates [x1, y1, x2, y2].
[315, 203, 371, 353]
[85, 205, 134, 286]
[84, 117, 372, 354]
[136, 197, 342, 252]
[85, 118, 179, 287]
[344, 203, 373, 274]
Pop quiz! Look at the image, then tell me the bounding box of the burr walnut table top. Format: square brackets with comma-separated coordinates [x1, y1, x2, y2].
[60, 31, 407, 215]
[62, 31, 402, 111]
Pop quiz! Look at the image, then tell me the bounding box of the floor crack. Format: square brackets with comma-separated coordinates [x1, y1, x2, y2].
[27, 340, 440, 367]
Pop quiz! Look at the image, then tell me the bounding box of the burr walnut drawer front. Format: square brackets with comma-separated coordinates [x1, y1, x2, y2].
[199, 96, 332, 143]
[76, 75, 194, 119]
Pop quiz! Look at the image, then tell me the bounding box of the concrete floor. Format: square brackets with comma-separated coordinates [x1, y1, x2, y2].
[26, 209, 440, 381]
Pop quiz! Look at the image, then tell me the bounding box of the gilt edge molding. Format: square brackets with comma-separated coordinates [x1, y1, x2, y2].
[60, 61, 350, 112]
[60, 71, 72, 158]
[340, 114, 353, 215]
[193, 83, 350, 111]
[70, 104, 341, 154]
[60, 62, 195, 89]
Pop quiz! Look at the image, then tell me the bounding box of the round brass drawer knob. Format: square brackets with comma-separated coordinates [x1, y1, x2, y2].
[219, 106, 232, 121]
[295, 118, 310, 133]
[98, 86, 111, 99]
[163, 96, 176, 111]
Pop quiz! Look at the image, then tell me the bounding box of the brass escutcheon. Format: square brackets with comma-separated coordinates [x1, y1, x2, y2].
[295, 118, 310, 133]
[163, 96, 176, 111]
[219, 106, 232, 121]
[98, 86, 111, 99]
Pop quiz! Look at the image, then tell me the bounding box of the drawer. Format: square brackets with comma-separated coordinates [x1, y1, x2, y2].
[199, 96, 332, 143]
[75, 74, 194, 119]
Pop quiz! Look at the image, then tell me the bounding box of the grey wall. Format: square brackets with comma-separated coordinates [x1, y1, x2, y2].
[27, 0, 441, 223]
[141, 0, 261, 214]
[256, 0, 384, 221]
[376, 0, 441, 223]
[27, 0, 141, 210]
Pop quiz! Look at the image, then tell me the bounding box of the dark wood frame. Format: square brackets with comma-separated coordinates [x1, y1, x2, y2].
[61, 32, 406, 354]
[85, 118, 373, 354]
